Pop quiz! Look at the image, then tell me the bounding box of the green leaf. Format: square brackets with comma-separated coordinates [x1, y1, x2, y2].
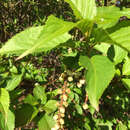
[24, 94, 39, 106]
[95, 44, 127, 65]
[79, 55, 115, 110]
[94, 43, 111, 55]
[15, 104, 34, 127]
[109, 27, 130, 52]
[0, 15, 75, 59]
[0, 110, 15, 130]
[17, 15, 75, 60]
[122, 78, 130, 90]
[6, 74, 23, 91]
[0, 88, 10, 118]
[122, 56, 130, 75]
[0, 26, 43, 55]
[30, 107, 39, 122]
[107, 45, 127, 65]
[33, 85, 47, 104]
[65, 0, 96, 20]
[96, 6, 130, 28]
[43, 100, 58, 114]
[75, 104, 83, 115]
[38, 114, 55, 130]
[116, 122, 127, 130]
[93, 26, 130, 52]
[77, 19, 94, 34]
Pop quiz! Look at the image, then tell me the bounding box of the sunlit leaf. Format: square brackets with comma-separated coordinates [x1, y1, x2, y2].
[65, 0, 96, 20]
[79, 55, 115, 110]
[0, 88, 10, 118]
[96, 6, 130, 28]
[122, 56, 130, 75]
[0, 15, 75, 60]
[0, 110, 15, 130]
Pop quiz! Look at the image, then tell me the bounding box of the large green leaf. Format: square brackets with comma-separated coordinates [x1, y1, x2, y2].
[17, 15, 76, 60]
[0, 110, 15, 130]
[96, 6, 130, 28]
[0, 88, 10, 118]
[0, 15, 75, 59]
[79, 55, 115, 110]
[38, 114, 55, 130]
[65, 0, 96, 20]
[0, 26, 44, 55]
[93, 26, 130, 52]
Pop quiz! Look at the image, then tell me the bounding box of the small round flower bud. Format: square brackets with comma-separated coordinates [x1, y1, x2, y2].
[51, 127, 56, 130]
[57, 89, 62, 94]
[77, 82, 82, 88]
[68, 114, 71, 118]
[53, 114, 58, 121]
[63, 101, 68, 107]
[59, 106, 65, 113]
[68, 76, 73, 82]
[79, 79, 85, 85]
[59, 76, 64, 81]
[63, 94, 68, 101]
[61, 73, 66, 78]
[53, 123, 60, 130]
[56, 102, 60, 107]
[60, 118, 64, 125]
[68, 48, 72, 53]
[67, 83, 70, 87]
[60, 125, 63, 129]
[83, 103, 88, 110]
[61, 113, 65, 117]
[66, 88, 71, 93]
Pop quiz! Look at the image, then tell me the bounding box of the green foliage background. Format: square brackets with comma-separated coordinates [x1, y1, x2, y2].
[0, 0, 130, 130]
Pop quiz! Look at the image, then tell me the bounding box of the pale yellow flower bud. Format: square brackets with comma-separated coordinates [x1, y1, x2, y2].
[66, 88, 71, 93]
[77, 82, 82, 88]
[51, 127, 56, 130]
[60, 118, 64, 125]
[59, 106, 65, 113]
[63, 94, 68, 101]
[59, 76, 64, 81]
[56, 102, 60, 107]
[67, 83, 70, 87]
[57, 89, 62, 94]
[83, 103, 88, 110]
[61, 113, 65, 117]
[68, 76, 73, 82]
[53, 114, 58, 121]
[68, 48, 72, 53]
[52, 123, 60, 130]
[63, 101, 68, 107]
[79, 79, 85, 85]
